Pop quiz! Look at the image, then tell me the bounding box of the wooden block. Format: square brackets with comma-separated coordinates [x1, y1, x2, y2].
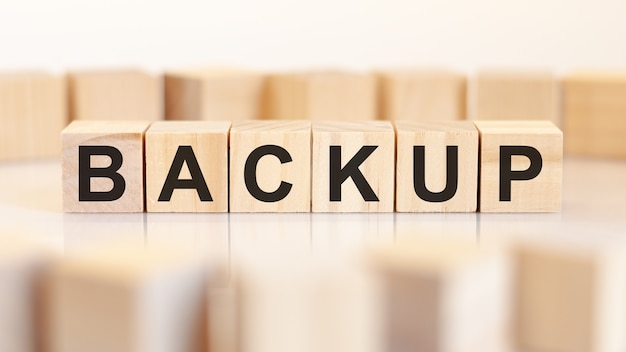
[312, 121, 394, 212]
[262, 71, 377, 121]
[145, 121, 230, 212]
[0, 71, 67, 160]
[469, 71, 559, 124]
[370, 238, 511, 352]
[164, 68, 265, 121]
[474, 121, 562, 212]
[62, 121, 150, 213]
[68, 69, 162, 121]
[230, 121, 311, 212]
[395, 121, 478, 212]
[514, 238, 626, 352]
[563, 71, 626, 159]
[378, 69, 466, 121]
[46, 245, 208, 352]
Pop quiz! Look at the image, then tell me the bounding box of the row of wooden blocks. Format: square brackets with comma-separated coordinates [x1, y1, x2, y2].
[1, 68, 625, 161]
[2, 234, 623, 352]
[62, 120, 563, 213]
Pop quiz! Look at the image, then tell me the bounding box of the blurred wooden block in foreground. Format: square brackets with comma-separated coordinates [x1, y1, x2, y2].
[165, 68, 265, 121]
[68, 69, 162, 121]
[378, 69, 466, 121]
[563, 71, 626, 159]
[0, 71, 67, 160]
[262, 71, 377, 121]
[470, 70, 559, 124]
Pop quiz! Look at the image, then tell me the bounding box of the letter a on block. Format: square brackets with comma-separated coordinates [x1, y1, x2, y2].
[62, 121, 150, 212]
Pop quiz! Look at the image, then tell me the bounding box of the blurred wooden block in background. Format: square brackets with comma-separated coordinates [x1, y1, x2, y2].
[0, 71, 67, 160]
[470, 71, 559, 124]
[230, 121, 311, 212]
[475, 121, 562, 212]
[563, 71, 626, 159]
[46, 245, 208, 352]
[312, 121, 394, 212]
[378, 69, 466, 121]
[395, 121, 478, 212]
[145, 121, 231, 213]
[68, 69, 162, 121]
[62, 121, 150, 213]
[164, 68, 265, 121]
[262, 71, 377, 121]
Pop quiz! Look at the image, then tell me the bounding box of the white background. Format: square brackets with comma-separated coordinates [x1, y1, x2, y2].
[1, 0, 625, 73]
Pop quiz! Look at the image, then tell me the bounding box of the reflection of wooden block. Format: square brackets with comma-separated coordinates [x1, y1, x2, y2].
[514, 239, 626, 352]
[62, 121, 150, 213]
[69, 69, 162, 121]
[262, 71, 377, 120]
[378, 69, 466, 121]
[395, 121, 478, 212]
[370, 239, 511, 352]
[0, 72, 67, 160]
[474, 121, 562, 212]
[164, 69, 265, 121]
[145, 121, 230, 212]
[47, 245, 209, 352]
[563, 72, 626, 159]
[230, 121, 311, 212]
[470, 71, 559, 124]
[312, 121, 394, 212]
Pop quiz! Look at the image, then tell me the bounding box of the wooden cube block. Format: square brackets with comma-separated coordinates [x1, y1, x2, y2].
[0, 71, 67, 160]
[68, 69, 162, 121]
[262, 71, 377, 121]
[378, 69, 466, 121]
[46, 245, 208, 352]
[62, 121, 150, 213]
[230, 121, 311, 212]
[164, 68, 265, 121]
[474, 121, 562, 212]
[312, 121, 394, 212]
[563, 71, 626, 159]
[370, 238, 511, 352]
[395, 121, 478, 212]
[145, 121, 230, 212]
[470, 71, 559, 124]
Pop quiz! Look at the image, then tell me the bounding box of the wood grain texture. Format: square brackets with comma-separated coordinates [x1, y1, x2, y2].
[62, 120, 150, 213]
[145, 121, 230, 213]
[68, 69, 162, 121]
[395, 121, 478, 212]
[164, 68, 265, 121]
[378, 69, 466, 121]
[230, 120, 311, 212]
[474, 120, 563, 212]
[262, 71, 377, 121]
[0, 71, 67, 160]
[312, 121, 394, 212]
[563, 71, 626, 159]
[469, 71, 559, 124]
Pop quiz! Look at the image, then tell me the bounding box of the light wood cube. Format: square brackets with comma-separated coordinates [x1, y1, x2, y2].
[69, 69, 162, 121]
[312, 121, 394, 212]
[145, 121, 230, 213]
[164, 68, 265, 121]
[47, 245, 209, 352]
[378, 69, 466, 121]
[262, 71, 377, 121]
[474, 121, 562, 212]
[62, 121, 150, 212]
[563, 71, 626, 159]
[470, 71, 559, 124]
[230, 121, 311, 212]
[0, 71, 67, 160]
[395, 121, 478, 212]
